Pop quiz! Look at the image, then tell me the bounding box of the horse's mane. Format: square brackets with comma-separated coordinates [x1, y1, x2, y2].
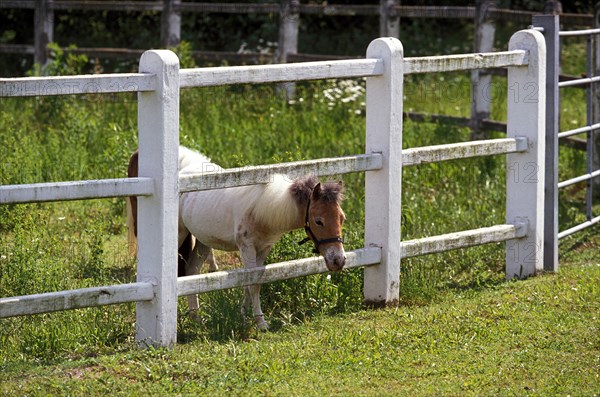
[317, 181, 345, 203]
[290, 175, 318, 204]
[248, 175, 344, 233]
[291, 175, 344, 205]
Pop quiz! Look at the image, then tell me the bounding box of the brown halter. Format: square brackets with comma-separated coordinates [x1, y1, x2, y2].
[297, 197, 344, 253]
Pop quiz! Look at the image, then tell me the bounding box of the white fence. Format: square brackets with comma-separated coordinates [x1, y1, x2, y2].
[0, 30, 546, 348]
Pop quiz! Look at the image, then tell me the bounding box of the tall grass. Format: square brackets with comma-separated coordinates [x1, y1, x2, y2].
[0, 42, 593, 361]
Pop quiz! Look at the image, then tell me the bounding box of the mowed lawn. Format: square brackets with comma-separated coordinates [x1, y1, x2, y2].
[1, 236, 598, 397]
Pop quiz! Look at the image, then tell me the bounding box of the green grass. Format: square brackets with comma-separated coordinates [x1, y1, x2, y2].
[0, 235, 598, 396]
[0, 39, 598, 393]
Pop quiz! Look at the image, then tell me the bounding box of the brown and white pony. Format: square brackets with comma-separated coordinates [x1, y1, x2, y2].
[127, 146, 346, 330]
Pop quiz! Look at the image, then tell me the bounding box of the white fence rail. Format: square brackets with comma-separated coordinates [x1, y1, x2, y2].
[0, 30, 546, 348]
[0, 73, 155, 96]
[0, 177, 154, 204]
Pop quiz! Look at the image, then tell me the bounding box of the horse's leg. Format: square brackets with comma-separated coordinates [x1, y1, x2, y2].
[205, 248, 218, 272]
[178, 233, 193, 277]
[240, 245, 271, 331]
[185, 240, 213, 320]
[240, 243, 258, 318]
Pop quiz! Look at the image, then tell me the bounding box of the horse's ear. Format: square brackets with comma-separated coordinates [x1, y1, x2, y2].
[312, 183, 322, 200]
[336, 180, 345, 200]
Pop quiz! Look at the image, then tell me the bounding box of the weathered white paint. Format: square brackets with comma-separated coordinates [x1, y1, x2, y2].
[178, 247, 381, 296]
[364, 38, 403, 307]
[0, 282, 154, 318]
[179, 153, 383, 192]
[135, 50, 180, 348]
[506, 30, 546, 279]
[0, 73, 155, 97]
[179, 59, 384, 88]
[0, 177, 153, 204]
[404, 50, 527, 74]
[401, 223, 527, 259]
[402, 137, 528, 166]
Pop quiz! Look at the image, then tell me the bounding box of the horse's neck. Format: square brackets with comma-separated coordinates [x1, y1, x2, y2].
[251, 176, 305, 234]
[286, 200, 306, 231]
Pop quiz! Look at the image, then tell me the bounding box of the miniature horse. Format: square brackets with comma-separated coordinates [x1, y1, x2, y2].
[127, 146, 346, 330]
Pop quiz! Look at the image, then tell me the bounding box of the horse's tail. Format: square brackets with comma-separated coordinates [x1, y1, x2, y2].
[126, 198, 137, 257]
[127, 150, 139, 257]
[127, 147, 202, 275]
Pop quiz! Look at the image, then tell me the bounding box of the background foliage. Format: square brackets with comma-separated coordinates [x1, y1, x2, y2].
[0, 0, 596, 76]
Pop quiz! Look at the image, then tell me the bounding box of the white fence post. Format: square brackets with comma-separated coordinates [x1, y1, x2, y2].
[136, 50, 180, 348]
[161, 0, 181, 48]
[532, 15, 559, 273]
[593, 4, 600, 198]
[34, 0, 53, 66]
[278, 0, 299, 64]
[364, 38, 403, 306]
[470, 0, 496, 140]
[506, 30, 546, 279]
[380, 0, 400, 38]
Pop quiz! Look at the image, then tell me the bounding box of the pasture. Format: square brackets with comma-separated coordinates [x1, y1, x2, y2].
[1, 239, 598, 395]
[0, 40, 598, 393]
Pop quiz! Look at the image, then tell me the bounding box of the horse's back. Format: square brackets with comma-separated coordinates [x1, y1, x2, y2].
[179, 174, 294, 251]
[179, 146, 221, 175]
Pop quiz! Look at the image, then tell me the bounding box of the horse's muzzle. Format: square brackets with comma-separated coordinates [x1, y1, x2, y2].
[323, 245, 346, 272]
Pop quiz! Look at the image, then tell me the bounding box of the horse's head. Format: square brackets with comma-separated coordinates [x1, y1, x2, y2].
[303, 181, 346, 272]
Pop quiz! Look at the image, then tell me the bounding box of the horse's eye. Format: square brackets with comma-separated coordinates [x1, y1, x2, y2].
[315, 219, 324, 227]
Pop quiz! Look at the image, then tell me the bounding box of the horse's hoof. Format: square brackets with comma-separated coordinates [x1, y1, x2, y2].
[255, 315, 269, 331]
[256, 320, 269, 332]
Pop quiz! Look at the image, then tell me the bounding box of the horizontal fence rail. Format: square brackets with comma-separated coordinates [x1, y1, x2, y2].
[0, 1, 163, 11]
[558, 74, 600, 88]
[401, 223, 528, 259]
[558, 27, 600, 36]
[558, 216, 600, 239]
[0, 282, 155, 318]
[0, 177, 154, 204]
[557, 169, 600, 189]
[179, 59, 384, 87]
[0, 1, 592, 25]
[402, 137, 528, 166]
[180, 153, 382, 193]
[0, 50, 528, 97]
[178, 247, 381, 296]
[558, 123, 600, 138]
[404, 50, 528, 74]
[0, 73, 155, 97]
